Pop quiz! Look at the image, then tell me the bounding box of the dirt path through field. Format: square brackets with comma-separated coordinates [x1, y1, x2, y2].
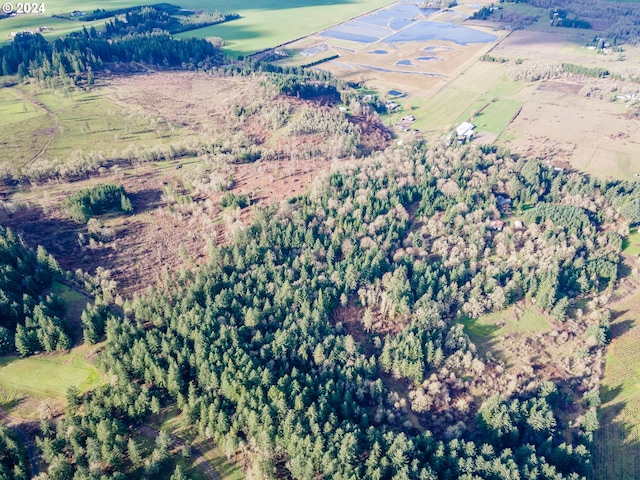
[15, 88, 58, 167]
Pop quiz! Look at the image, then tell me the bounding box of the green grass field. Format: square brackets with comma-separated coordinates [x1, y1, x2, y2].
[174, 0, 392, 56]
[0, 346, 103, 402]
[0, 0, 392, 56]
[0, 87, 46, 127]
[415, 62, 509, 133]
[0, 84, 192, 167]
[471, 99, 522, 135]
[462, 305, 550, 340]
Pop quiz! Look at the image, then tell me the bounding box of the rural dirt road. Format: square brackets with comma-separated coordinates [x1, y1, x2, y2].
[0, 406, 39, 477]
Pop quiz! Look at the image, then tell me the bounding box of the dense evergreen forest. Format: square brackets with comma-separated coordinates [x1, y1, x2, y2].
[0, 226, 73, 356]
[5, 136, 640, 478]
[0, 424, 29, 479]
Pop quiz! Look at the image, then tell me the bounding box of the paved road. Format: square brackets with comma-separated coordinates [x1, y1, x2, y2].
[137, 424, 221, 480]
[0, 407, 39, 478]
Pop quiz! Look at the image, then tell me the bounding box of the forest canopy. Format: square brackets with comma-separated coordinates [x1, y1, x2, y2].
[17, 136, 639, 479]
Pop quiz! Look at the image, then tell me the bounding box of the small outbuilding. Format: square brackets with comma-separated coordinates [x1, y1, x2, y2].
[490, 220, 505, 231]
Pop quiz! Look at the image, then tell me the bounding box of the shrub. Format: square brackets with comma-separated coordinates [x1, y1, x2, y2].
[221, 192, 250, 209]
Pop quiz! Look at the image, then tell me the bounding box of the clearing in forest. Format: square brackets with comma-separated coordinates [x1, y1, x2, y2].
[460, 303, 551, 363]
[0, 344, 103, 417]
[0, 72, 388, 297]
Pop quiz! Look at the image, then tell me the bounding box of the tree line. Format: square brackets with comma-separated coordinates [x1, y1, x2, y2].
[0, 29, 224, 83]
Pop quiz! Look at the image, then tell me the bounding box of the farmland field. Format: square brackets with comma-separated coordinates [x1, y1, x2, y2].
[499, 88, 639, 179]
[277, 2, 502, 91]
[0, 0, 394, 56]
[594, 284, 640, 479]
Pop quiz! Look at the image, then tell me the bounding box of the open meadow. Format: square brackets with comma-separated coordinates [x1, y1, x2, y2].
[0, 85, 195, 171]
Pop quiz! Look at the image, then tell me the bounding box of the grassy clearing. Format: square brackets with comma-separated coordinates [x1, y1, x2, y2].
[47, 280, 92, 341]
[463, 304, 550, 339]
[0, 345, 103, 404]
[471, 99, 522, 135]
[624, 227, 640, 256]
[594, 286, 640, 479]
[460, 304, 551, 357]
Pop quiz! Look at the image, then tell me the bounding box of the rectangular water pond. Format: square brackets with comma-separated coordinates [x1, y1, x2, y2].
[385, 21, 497, 44]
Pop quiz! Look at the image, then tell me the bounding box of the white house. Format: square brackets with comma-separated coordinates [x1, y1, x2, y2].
[456, 122, 475, 138]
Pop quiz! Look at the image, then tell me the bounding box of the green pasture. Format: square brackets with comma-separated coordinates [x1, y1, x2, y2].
[414, 85, 478, 133]
[471, 99, 522, 135]
[175, 0, 392, 56]
[451, 72, 524, 135]
[0, 87, 46, 127]
[0, 347, 103, 402]
[0, 84, 192, 167]
[416, 62, 510, 134]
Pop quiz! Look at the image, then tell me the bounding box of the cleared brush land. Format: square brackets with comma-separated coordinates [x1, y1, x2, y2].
[0, 72, 390, 297]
